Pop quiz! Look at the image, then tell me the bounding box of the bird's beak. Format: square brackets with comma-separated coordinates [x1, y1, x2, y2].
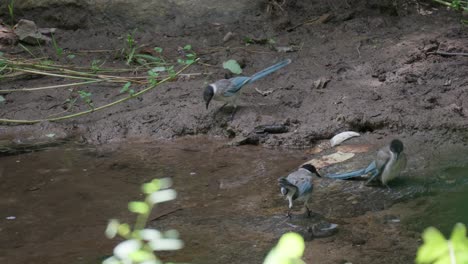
[315, 172, 322, 178]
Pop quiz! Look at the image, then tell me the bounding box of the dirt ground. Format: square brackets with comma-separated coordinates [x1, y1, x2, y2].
[0, 0, 467, 264]
[0, 0, 467, 147]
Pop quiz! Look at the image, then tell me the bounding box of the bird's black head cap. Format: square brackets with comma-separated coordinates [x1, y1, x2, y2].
[301, 164, 321, 177]
[390, 139, 404, 154]
[203, 85, 214, 109]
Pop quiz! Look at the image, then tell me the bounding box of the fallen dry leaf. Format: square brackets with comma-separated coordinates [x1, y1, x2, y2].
[335, 144, 372, 153]
[303, 151, 355, 169]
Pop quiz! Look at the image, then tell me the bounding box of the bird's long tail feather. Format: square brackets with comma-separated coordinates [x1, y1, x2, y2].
[279, 177, 295, 189]
[279, 177, 298, 194]
[249, 59, 292, 83]
[327, 161, 377, 180]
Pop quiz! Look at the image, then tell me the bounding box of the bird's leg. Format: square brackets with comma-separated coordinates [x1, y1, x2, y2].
[365, 170, 380, 186]
[304, 199, 312, 217]
[213, 103, 228, 119]
[229, 105, 238, 122]
[384, 183, 392, 191]
[219, 102, 228, 112]
[305, 205, 312, 217]
[286, 209, 292, 218]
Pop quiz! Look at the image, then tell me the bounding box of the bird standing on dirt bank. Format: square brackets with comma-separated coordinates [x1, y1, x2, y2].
[327, 139, 407, 186]
[203, 59, 291, 114]
[278, 164, 322, 217]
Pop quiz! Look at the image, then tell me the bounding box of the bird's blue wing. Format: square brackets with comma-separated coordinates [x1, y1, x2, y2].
[297, 180, 313, 196]
[364, 161, 377, 174]
[327, 161, 377, 180]
[223, 76, 250, 97]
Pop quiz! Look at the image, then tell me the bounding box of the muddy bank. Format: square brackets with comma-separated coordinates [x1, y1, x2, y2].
[0, 0, 467, 147]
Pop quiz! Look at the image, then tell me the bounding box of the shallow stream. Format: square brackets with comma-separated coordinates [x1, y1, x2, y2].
[1, 137, 467, 264]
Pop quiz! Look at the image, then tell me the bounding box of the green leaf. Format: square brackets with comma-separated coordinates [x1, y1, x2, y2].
[148, 238, 184, 251]
[105, 219, 120, 238]
[185, 59, 195, 65]
[186, 53, 196, 58]
[67, 54, 76, 59]
[128, 201, 149, 214]
[276, 232, 305, 258]
[129, 89, 135, 95]
[120, 82, 131, 93]
[223, 59, 242, 74]
[130, 249, 155, 262]
[151, 67, 166, 72]
[177, 58, 184, 64]
[154, 47, 163, 53]
[148, 70, 159, 77]
[264, 232, 305, 264]
[147, 189, 177, 204]
[183, 44, 192, 50]
[416, 227, 449, 263]
[152, 178, 172, 189]
[451, 223, 468, 253]
[117, 223, 131, 237]
[142, 182, 160, 194]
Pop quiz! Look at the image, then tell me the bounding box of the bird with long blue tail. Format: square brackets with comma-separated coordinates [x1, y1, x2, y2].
[326, 139, 407, 186]
[203, 59, 292, 118]
[278, 164, 322, 218]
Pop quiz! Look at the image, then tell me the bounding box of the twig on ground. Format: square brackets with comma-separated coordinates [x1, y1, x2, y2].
[428, 51, 468, 57]
[0, 59, 198, 124]
[255, 87, 274, 96]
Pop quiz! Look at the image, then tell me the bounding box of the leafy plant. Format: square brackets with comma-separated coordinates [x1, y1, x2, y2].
[7, 0, 15, 26]
[433, 0, 468, 11]
[125, 30, 137, 65]
[177, 44, 196, 65]
[51, 33, 63, 57]
[103, 178, 182, 264]
[223, 59, 242, 74]
[264, 232, 305, 264]
[91, 59, 105, 73]
[416, 223, 468, 264]
[78, 90, 94, 109]
[120, 82, 135, 96]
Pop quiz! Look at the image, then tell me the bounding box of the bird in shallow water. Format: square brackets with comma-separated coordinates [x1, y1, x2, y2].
[203, 59, 291, 118]
[278, 164, 322, 217]
[327, 139, 407, 186]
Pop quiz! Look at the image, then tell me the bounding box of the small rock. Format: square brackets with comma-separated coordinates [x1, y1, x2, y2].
[351, 237, 366, 245]
[313, 77, 331, 89]
[447, 103, 464, 116]
[378, 74, 386, 82]
[13, 19, 52, 45]
[254, 124, 289, 134]
[370, 92, 381, 101]
[229, 134, 261, 146]
[6, 216, 16, 220]
[404, 73, 419, 83]
[223, 31, 234, 42]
